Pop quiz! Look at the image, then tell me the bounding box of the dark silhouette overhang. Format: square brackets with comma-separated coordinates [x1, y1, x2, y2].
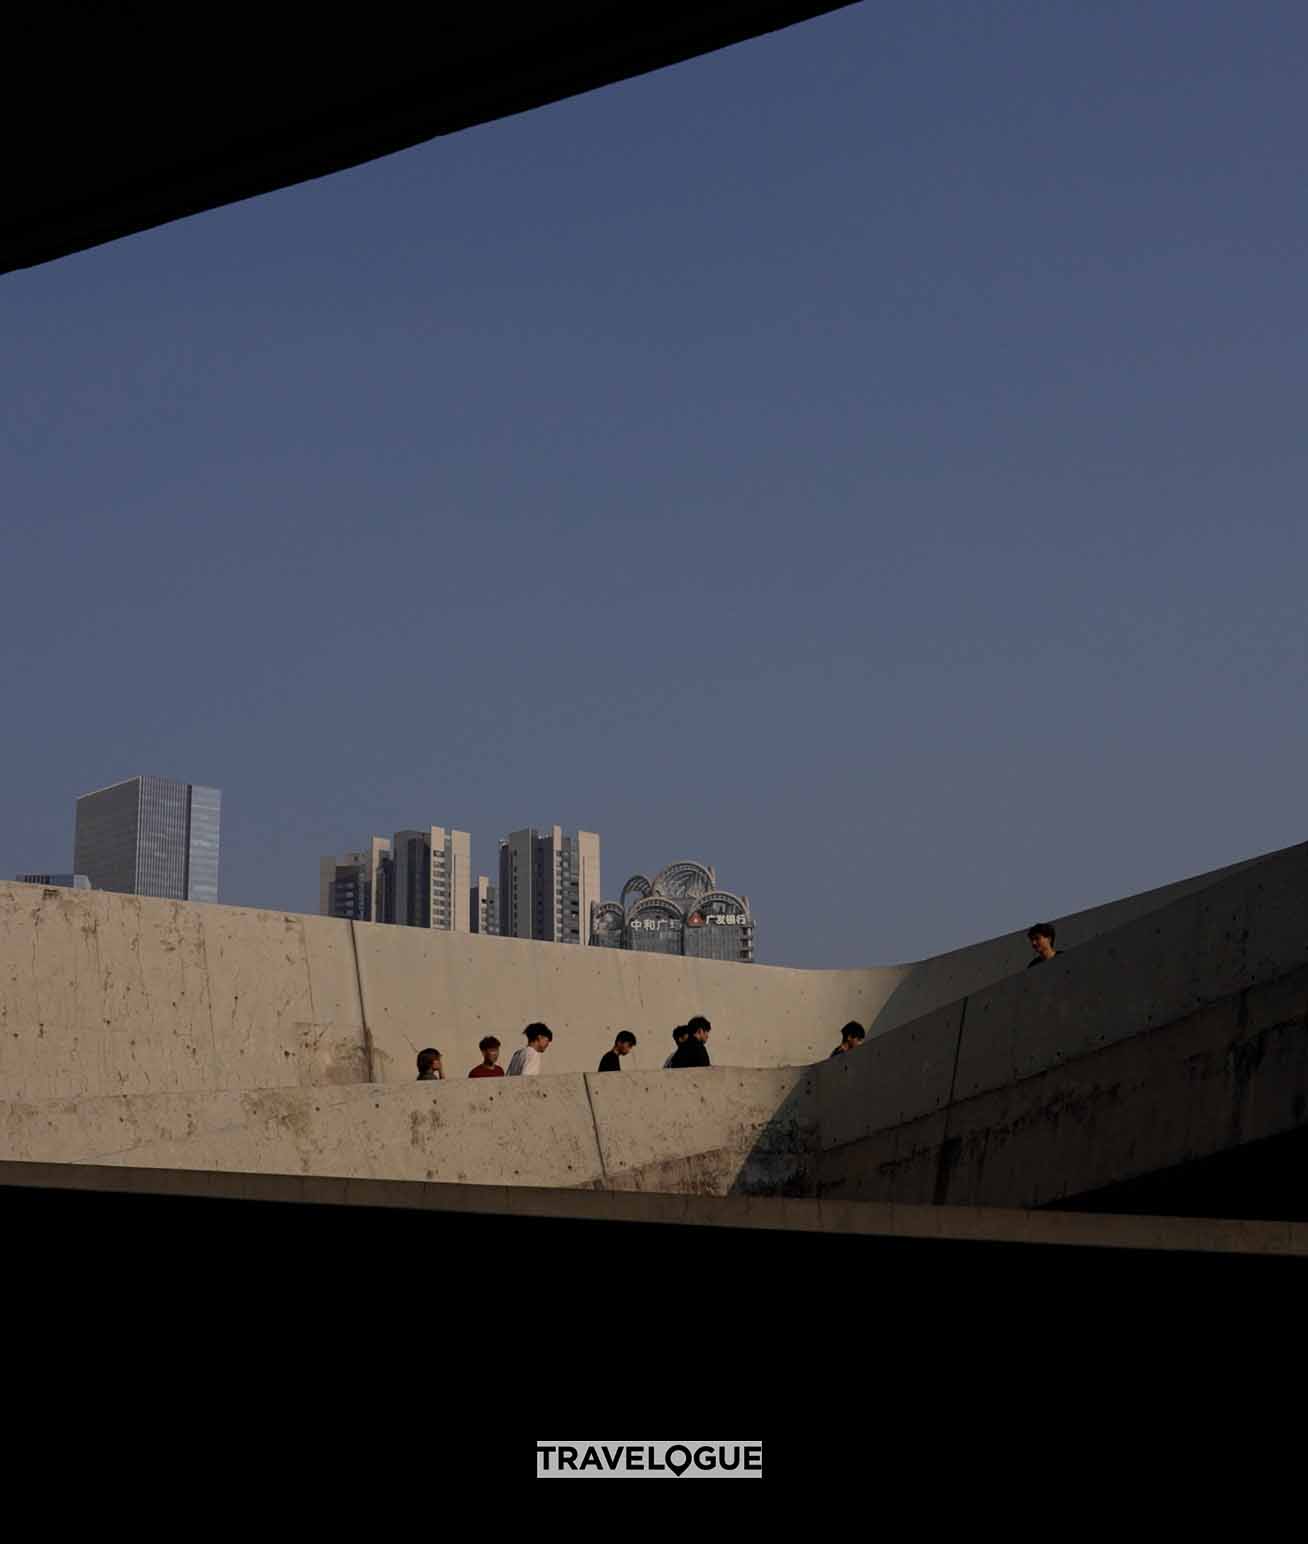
[5, 3, 855, 276]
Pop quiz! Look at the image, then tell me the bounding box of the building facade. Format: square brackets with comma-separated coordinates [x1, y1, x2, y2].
[389, 826, 470, 931]
[470, 876, 499, 935]
[14, 873, 91, 889]
[73, 777, 222, 902]
[590, 860, 755, 963]
[319, 837, 391, 922]
[498, 827, 600, 944]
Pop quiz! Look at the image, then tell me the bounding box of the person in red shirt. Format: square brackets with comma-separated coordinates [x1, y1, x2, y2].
[469, 1035, 504, 1078]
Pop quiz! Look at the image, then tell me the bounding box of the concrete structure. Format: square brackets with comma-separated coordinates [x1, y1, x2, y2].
[390, 826, 470, 932]
[1, 837, 1305, 1223]
[73, 776, 221, 902]
[14, 873, 90, 889]
[319, 837, 390, 922]
[498, 826, 599, 944]
[469, 876, 498, 935]
[592, 859, 756, 962]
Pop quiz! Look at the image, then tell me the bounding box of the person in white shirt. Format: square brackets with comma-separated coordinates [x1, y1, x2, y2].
[506, 1022, 554, 1075]
[662, 1025, 689, 1069]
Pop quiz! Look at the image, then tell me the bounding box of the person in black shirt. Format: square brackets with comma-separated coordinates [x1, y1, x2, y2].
[598, 1031, 637, 1072]
[670, 1015, 712, 1068]
[1026, 922, 1058, 967]
[830, 1021, 866, 1057]
[662, 1025, 689, 1068]
[416, 1048, 443, 1081]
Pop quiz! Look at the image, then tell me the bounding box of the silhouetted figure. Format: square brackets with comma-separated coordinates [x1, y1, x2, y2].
[507, 1023, 553, 1075]
[416, 1048, 443, 1081]
[598, 1031, 637, 1072]
[469, 1036, 504, 1078]
[830, 1022, 866, 1057]
[1027, 923, 1058, 967]
[670, 1015, 712, 1069]
[662, 1026, 689, 1068]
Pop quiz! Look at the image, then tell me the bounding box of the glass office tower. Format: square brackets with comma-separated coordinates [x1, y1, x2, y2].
[73, 777, 222, 902]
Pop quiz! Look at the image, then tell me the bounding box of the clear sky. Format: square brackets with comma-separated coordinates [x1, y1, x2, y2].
[3, 0, 1305, 967]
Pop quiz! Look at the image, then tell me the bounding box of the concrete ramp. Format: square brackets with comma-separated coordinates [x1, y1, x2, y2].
[1, 838, 1304, 1216]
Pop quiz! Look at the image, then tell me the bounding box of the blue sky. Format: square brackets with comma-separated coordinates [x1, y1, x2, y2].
[3, 0, 1305, 966]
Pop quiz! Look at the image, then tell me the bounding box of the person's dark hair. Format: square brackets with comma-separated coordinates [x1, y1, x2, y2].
[841, 1021, 866, 1042]
[417, 1048, 441, 1073]
[478, 1036, 500, 1051]
[686, 1014, 711, 1034]
[524, 1022, 553, 1042]
[615, 1031, 637, 1048]
[1027, 922, 1057, 944]
[672, 1025, 688, 1043]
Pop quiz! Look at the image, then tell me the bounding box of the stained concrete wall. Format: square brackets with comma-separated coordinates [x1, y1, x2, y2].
[0, 1066, 815, 1195]
[0, 883, 365, 1102]
[816, 841, 1308, 1206]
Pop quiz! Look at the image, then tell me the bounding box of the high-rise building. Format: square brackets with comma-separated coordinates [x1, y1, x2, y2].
[470, 876, 499, 935]
[498, 827, 600, 944]
[391, 826, 470, 931]
[73, 777, 222, 902]
[15, 873, 91, 889]
[319, 837, 391, 922]
[589, 860, 755, 964]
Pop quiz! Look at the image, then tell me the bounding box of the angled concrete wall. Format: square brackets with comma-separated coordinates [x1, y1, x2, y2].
[816, 841, 1308, 1206]
[866, 849, 1267, 1037]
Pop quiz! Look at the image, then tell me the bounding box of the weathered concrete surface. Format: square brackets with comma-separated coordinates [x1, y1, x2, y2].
[1, 840, 1304, 1212]
[587, 1067, 818, 1195]
[0, 1076, 606, 1188]
[0, 1066, 815, 1195]
[5, 1158, 1305, 1255]
[0, 884, 365, 1102]
[816, 844, 1308, 1208]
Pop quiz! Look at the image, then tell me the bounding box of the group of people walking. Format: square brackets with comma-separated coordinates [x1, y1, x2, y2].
[414, 1009, 862, 1079]
[413, 1015, 715, 1080]
[412, 919, 1061, 1082]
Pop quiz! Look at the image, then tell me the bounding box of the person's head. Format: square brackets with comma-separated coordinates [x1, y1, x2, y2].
[524, 1022, 553, 1053]
[672, 1025, 689, 1046]
[478, 1035, 501, 1066]
[1027, 923, 1057, 960]
[417, 1047, 442, 1078]
[687, 1014, 711, 1042]
[839, 1021, 866, 1052]
[614, 1031, 637, 1057]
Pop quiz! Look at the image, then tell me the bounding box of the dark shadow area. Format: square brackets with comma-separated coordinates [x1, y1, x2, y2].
[1048, 1123, 1308, 1223]
[5, 1178, 1301, 1487]
[5, 4, 853, 274]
